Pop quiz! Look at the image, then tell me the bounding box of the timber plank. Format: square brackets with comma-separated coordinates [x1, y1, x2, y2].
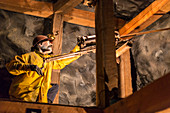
[0, 0, 53, 18]
[104, 73, 170, 113]
[122, 14, 163, 40]
[64, 8, 95, 28]
[0, 99, 103, 113]
[64, 8, 125, 28]
[160, 0, 170, 12]
[53, 0, 82, 14]
[116, 42, 131, 58]
[119, 50, 132, 98]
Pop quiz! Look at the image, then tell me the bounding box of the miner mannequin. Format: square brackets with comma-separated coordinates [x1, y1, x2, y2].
[6, 35, 81, 103]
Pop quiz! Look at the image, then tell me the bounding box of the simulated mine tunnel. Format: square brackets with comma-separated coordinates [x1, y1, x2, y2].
[0, 0, 170, 113]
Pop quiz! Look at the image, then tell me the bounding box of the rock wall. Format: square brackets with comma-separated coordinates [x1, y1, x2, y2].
[60, 22, 96, 106]
[131, 14, 170, 90]
[113, 0, 154, 20]
[0, 10, 45, 64]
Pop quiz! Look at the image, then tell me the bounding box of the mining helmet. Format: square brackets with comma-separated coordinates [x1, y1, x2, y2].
[32, 35, 53, 47]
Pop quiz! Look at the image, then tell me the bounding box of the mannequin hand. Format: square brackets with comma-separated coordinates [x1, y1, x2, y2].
[29, 65, 43, 76]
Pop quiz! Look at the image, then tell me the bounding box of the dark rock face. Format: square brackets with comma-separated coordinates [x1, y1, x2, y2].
[0, 9, 45, 67]
[131, 14, 170, 90]
[60, 22, 96, 106]
[113, 0, 154, 20]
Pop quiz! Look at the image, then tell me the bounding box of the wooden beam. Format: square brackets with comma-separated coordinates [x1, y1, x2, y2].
[116, 43, 131, 58]
[95, 0, 118, 108]
[104, 73, 170, 113]
[52, 14, 63, 55]
[126, 14, 163, 39]
[64, 8, 95, 28]
[50, 13, 64, 104]
[0, 99, 103, 113]
[119, 0, 170, 38]
[119, 50, 132, 98]
[160, 0, 170, 12]
[0, 0, 53, 18]
[64, 8, 125, 28]
[53, 0, 82, 14]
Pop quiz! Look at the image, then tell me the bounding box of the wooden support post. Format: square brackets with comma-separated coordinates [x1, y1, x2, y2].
[51, 13, 63, 104]
[95, 0, 118, 108]
[119, 50, 132, 98]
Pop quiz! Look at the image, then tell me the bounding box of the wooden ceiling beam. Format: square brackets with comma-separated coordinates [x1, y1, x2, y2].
[0, 0, 53, 18]
[53, 0, 82, 14]
[160, 0, 170, 12]
[64, 8, 126, 28]
[119, 0, 170, 40]
[123, 14, 163, 40]
[64, 8, 95, 27]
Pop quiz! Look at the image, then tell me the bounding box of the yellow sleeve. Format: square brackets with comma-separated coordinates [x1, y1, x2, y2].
[6, 54, 30, 75]
[69, 45, 80, 53]
[53, 45, 81, 69]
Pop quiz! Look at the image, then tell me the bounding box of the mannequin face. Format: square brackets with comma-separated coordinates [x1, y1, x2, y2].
[38, 40, 53, 54]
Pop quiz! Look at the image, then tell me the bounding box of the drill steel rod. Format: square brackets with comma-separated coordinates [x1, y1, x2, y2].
[45, 42, 131, 63]
[45, 46, 96, 62]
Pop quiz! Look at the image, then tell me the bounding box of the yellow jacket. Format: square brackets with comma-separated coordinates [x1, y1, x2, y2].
[6, 45, 80, 103]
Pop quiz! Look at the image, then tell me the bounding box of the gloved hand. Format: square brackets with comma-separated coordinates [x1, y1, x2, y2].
[29, 65, 43, 76]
